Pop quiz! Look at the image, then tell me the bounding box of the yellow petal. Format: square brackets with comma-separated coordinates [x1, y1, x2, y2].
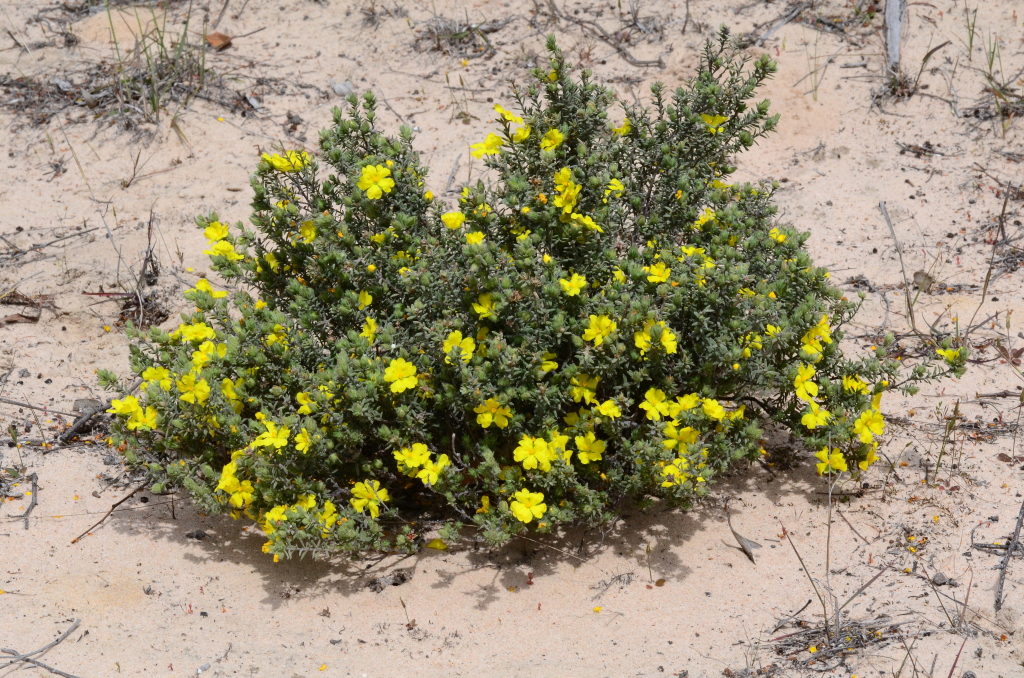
[425, 538, 448, 550]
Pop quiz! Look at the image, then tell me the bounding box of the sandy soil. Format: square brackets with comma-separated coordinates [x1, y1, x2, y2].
[2, 1, 1024, 676]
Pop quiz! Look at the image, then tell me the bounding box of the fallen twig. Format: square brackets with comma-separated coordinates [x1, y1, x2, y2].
[13, 472, 38, 530]
[836, 510, 870, 544]
[879, 201, 921, 335]
[70, 481, 147, 544]
[754, 2, 811, 47]
[52, 378, 141, 451]
[546, 1, 664, 68]
[0, 619, 81, 676]
[0, 396, 78, 418]
[995, 496, 1024, 611]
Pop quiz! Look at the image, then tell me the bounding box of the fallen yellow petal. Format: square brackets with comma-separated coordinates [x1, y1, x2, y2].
[425, 538, 448, 550]
[593, 606, 602, 613]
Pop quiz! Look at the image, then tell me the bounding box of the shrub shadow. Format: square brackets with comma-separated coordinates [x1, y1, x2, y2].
[100, 449, 837, 610]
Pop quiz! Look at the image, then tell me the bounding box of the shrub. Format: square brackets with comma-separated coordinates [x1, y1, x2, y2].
[102, 29, 964, 560]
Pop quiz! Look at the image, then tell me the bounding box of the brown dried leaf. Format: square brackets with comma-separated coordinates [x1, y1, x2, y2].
[2, 312, 39, 324]
[206, 32, 232, 50]
[727, 511, 761, 564]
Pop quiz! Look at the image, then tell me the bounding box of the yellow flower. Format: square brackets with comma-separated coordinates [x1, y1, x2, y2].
[634, 320, 677, 356]
[443, 330, 476, 364]
[559, 273, 587, 297]
[442, 212, 466, 230]
[663, 423, 698, 450]
[571, 213, 604, 232]
[793, 364, 818, 401]
[645, 262, 671, 283]
[854, 409, 885, 443]
[611, 118, 631, 136]
[476, 496, 491, 514]
[514, 436, 552, 472]
[842, 375, 869, 394]
[191, 341, 227, 370]
[604, 178, 625, 202]
[664, 397, 698, 423]
[582, 315, 616, 346]
[294, 428, 312, 453]
[801, 315, 833, 362]
[541, 352, 558, 372]
[612, 268, 626, 284]
[190, 278, 227, 299]
[702, 398, 726, 421]
[815, 447, 848, 475]
[265, 324, 288, 347]
[204, 221, 229, 241]
[369, 232, 386, 244]
[871, 386, 885, 410]
[262, 505, 289, 534]
[801, 401, 831, 429]
[216, 461, 239, 493]
[465, 231, 485, 245]
[176, 372, 211, 405]
[640, 388, 671, 421]
[661, 458, 690, 486]
[141, 366, 172, 391]
[768, 227, 786, 243]
[394, 443, 431, 475]
[512, 125, 531, 143]
[424, 191, 434, 201]
[765, 324, 781, 337]
[570, 373, 600, 404]
[416, 453, 449, 485]
[299, 220, 316, 243]
[262, 150, 309, 172]
[552, 168, 580, 214]
[253, 420, 290, 450]
[263, 251, 280, 272]
[470, 133, 504, 158]
[357, 164, 395, 199]
[510, 488, 547, 523]
[741, 332, 763, 358]
[221, 377, 244, 413]
[859, 444, 879, 471]
[472, 293, 496, 320]
[574, 431, 605, 464]
[595, 399, 621, 419]
[360, 317, 377, 343]
[700, 114, 729, 134]
[548, 430, 572, 461]
[539, 128, 565, 151]
[936, 347, 962, 364]
[494, 104, 523, 123]
[126, 406, 158, 431]
[203, 240, 244, 261]
[357, 290, 373, 310]
[384, 358, 419, 393]
[474, 399, 512, 428]
[226, 477, 254, 509]
[351, 480, 390, 518]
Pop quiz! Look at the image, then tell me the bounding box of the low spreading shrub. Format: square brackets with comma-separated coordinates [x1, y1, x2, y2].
[102, 29, 965, 560]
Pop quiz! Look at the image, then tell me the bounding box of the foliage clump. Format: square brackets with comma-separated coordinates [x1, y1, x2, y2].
[103, 30, 964, 560]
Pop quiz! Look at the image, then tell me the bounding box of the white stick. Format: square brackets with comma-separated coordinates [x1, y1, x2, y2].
[885, 0, 907, 75]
